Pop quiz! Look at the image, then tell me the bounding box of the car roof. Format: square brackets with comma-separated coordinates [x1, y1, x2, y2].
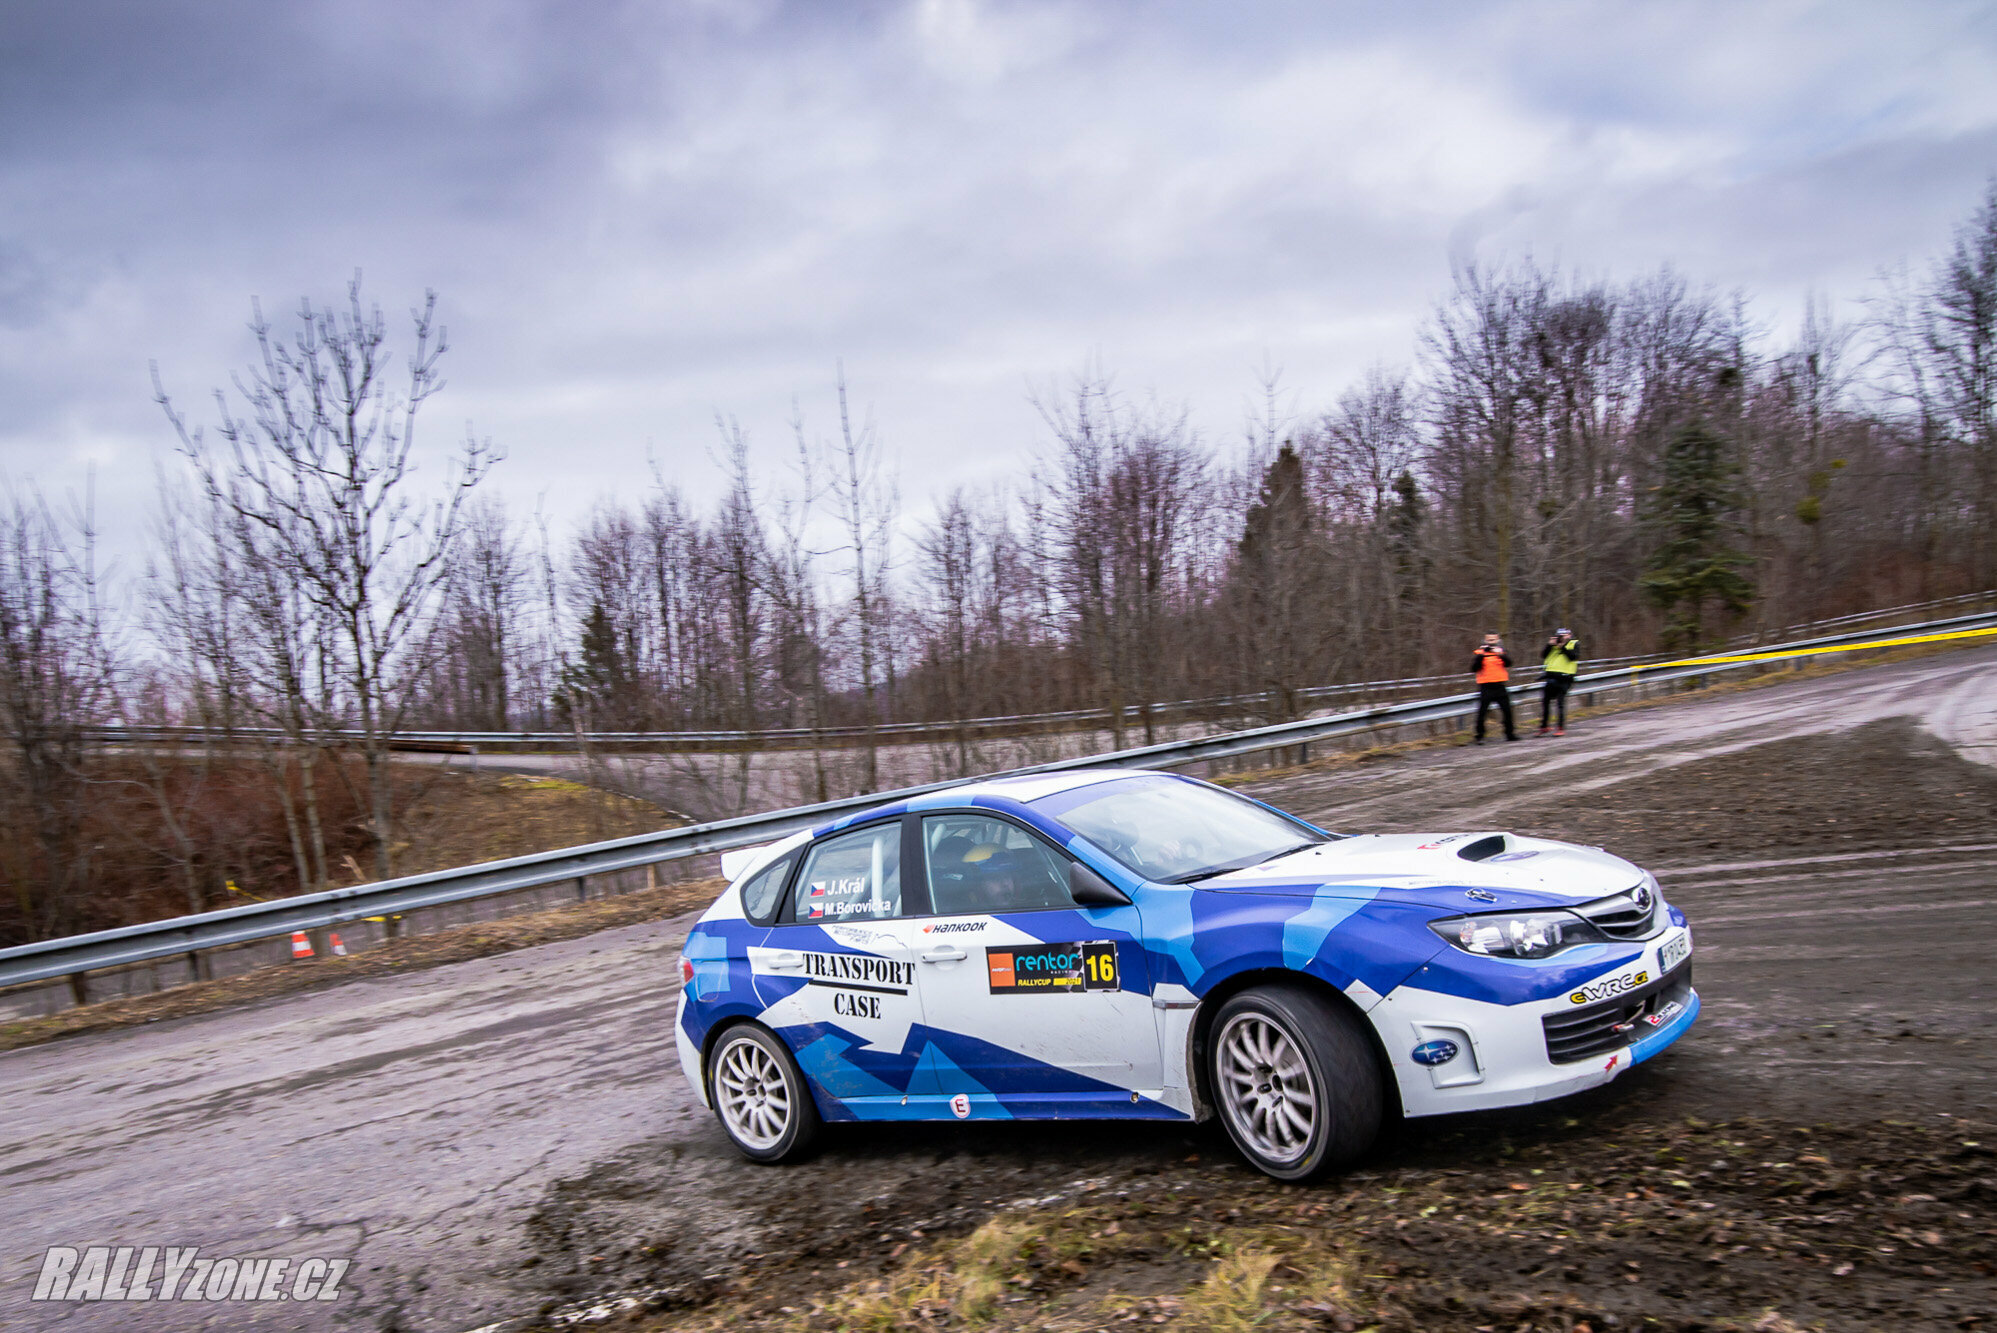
[809, 768, 1174, 838]
[957, 768, 1161, 802]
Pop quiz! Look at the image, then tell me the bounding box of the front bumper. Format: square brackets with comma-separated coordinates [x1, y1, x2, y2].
[1371, 924, 1698, 1117]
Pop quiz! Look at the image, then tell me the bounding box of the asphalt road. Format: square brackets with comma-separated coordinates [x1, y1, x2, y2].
[3, 645, 1993, 1333]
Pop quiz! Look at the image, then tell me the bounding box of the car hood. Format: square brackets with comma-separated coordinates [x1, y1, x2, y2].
[1196, 831, 1646, 911]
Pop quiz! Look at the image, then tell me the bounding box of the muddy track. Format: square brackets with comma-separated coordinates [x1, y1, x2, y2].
[2, 646, 1994, 1332]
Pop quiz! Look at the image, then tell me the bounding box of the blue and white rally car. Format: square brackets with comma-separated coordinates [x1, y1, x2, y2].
[675, 770, 1696, 1181]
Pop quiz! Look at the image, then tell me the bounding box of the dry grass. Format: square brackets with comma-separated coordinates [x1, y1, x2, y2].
[642, 1200, 1382, 1333]
[805, 1217, 1039, 1332]
[386, 769, 679, 878]
[1175, 1247, 1281, 1332]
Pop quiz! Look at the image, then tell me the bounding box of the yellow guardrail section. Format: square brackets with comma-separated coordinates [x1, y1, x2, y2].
[1635, 624, 1997, 677]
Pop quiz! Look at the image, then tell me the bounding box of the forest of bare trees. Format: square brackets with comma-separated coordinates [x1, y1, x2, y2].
[3, 184, 1996, 945]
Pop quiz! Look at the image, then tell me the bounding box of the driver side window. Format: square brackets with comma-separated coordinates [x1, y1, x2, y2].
[922, 815, 1075, 916]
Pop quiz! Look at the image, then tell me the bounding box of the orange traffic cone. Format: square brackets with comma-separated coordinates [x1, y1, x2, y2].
[290, 931, 313, 959]
[329, 932, 348, 957]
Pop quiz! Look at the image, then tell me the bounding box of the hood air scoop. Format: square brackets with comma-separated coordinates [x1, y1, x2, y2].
[1456, 834, 1508, 862]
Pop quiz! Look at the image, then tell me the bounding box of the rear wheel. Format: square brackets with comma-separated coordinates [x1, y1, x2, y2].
[1208, 984, 1381, 1182]
[708, 1024, 820, 1163]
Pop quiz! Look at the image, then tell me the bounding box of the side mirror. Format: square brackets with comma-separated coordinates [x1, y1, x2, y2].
[1069, 861, 1131, 907]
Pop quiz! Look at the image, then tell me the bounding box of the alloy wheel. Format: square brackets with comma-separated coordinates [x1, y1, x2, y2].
[714, 1036, 792, 1151]
[1215, 1012, 1317, 1165]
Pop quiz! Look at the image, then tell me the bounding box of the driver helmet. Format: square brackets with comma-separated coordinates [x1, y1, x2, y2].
[971, 848, 1027, 901]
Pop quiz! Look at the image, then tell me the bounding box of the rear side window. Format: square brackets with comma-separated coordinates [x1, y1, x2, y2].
[789, 823, 904, 923]
[738, 852, 797, 925]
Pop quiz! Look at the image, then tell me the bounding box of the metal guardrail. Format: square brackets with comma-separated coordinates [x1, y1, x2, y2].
[5, 606, 1992, 997]
[81, 590, 1995, 754]
[78, 672, 1475, 752]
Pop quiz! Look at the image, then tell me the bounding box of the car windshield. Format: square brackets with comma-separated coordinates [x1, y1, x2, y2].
[1034, 776, 1328, 883]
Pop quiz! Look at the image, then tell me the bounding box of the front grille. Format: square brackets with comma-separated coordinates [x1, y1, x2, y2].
[1575, 885, 1661, 940]
[1542, 962, 1693, 1065]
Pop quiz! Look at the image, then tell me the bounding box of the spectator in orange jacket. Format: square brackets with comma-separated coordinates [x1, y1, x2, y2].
[1471, 633, 1517, 743]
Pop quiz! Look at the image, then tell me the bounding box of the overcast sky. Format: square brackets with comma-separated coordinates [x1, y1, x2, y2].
[4, 0, 1995, 568]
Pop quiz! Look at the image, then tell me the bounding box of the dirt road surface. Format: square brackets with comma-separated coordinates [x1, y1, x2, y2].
[3, 645, 1994, 1332]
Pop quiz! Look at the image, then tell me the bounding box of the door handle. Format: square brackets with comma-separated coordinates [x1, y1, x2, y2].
[921, 946, 967, 963]
[767, 951, 804, 970]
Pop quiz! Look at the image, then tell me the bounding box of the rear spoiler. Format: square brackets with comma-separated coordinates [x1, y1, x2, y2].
[720, 843, 773, 882]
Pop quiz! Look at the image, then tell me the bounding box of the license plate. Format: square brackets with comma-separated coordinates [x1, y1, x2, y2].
[1660, 931, 1691, 973]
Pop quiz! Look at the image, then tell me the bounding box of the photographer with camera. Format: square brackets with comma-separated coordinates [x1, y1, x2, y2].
[1470, 633, 1517, 743]
[1538, 628, 1581, 736]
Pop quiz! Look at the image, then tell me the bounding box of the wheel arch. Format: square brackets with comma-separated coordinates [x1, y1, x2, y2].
[1186, 968, 1398, 1126]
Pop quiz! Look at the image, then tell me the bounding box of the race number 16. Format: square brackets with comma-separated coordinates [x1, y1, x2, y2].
[1081, 942, 1119, 991]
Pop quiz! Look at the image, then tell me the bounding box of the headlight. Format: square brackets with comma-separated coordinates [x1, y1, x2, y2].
[1428, 909, 1609, 960]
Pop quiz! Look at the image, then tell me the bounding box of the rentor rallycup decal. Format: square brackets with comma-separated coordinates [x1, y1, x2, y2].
[1569, 967, 1650, 1005]
[985, 942, 1120, 993]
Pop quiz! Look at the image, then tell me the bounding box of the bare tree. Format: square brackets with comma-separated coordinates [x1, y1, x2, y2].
[434, 496, 528, 730]
[824, 367, 896, 792]
[1314, 364, 1426, 672]
[0, 487, 111, 946]
[1873, 178, 1997, 585]
[1035, 369, 1130, 745]
[156, 277, 498, 879]
[562, 501, 653, 730]
[1423, 262, 1553, 639]
[771, 411, 833, 801]
[917, 490, 979, 775]
[141, 478, 267, 927]
[707, 418, 769, 813]
[1108, 413, 1203, 742]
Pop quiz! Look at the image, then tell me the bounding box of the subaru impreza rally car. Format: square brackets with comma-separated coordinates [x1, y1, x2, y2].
[675, 770, 1696, 1181]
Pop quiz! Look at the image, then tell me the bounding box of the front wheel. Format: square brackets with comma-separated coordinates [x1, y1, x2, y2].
[1209, 984, 1381, 1182]
[707, 1024, 820, 1163]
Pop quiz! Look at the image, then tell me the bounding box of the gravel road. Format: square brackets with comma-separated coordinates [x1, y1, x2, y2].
[3, 645, 1993, 1333]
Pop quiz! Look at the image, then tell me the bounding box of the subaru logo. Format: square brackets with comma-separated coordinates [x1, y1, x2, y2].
[1632, 884, 1653, 913]
[1465, 889, 1498, 903]
[1411, 1039, 1460, 1067]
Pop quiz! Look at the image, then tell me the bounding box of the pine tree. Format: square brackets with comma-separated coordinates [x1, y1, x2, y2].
[553, 601, 628, 726]
[1386, 468, 1427, 600]
[1640, 421, 1755, 652]
[1233, 445, 1320, 719]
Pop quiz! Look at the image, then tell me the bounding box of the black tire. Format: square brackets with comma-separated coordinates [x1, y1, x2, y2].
[706, 1024, 821, 1164]
[1207, 983, 1381, 1182]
